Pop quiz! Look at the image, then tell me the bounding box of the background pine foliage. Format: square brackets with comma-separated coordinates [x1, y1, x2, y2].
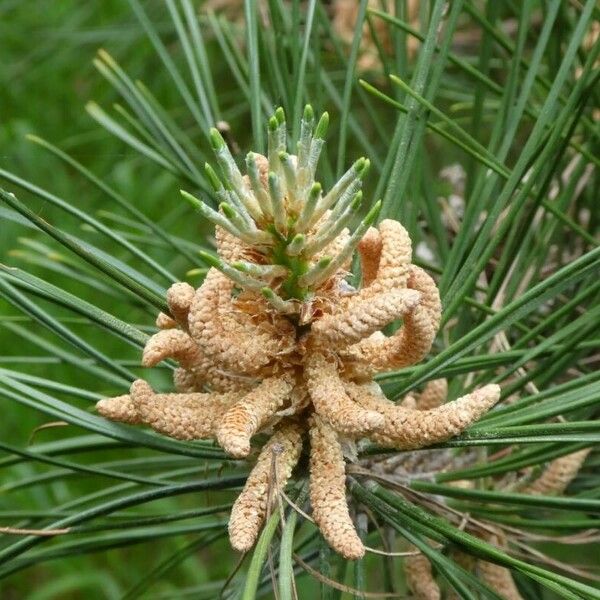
[0, 0, 599, 598]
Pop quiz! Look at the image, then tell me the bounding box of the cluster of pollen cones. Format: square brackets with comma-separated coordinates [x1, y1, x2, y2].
[96, 107, 503, 559]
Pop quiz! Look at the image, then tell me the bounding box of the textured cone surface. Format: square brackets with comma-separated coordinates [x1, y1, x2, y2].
[142, 329, 202, 369]
[166, 281, 195, 327]
[217, 376, 293, 458]
[313, 288, 421, 347]
[347, 383, 501, 449]
[477, 559, 524, 600]
[357, 226, 382, 287]
[370, 219, 412, 293]
[305, 352, 384, 435]
[229, 422, 302, 552]
[96, 394, 140, 424]
[309, 415, 365, 559]
[125, 379, 238, 440]
[414, 378, 448, 411]
[523, 449, 590, 495]
[404, 549, 441, 600]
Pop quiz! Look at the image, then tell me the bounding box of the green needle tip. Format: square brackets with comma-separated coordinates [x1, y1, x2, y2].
[204, 163, 222, 191]
[350, 191, 363, 210]
[358, 158, 371, 179]
[317, 256, 332, 268]
[314, 112, 329, 139]
[180, 189, 202, 209]
[209, 128, 225, 150]
[366, 199, 382, 223]
[354, 157, 366, 172]
[198, 250, 221, 268]
[219, 202, 235, 219]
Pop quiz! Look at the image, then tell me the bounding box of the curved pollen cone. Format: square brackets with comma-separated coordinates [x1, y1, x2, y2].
[404, 549, 441, 600]
[476, 532, 523, 600]
[156, 312, 177, 329]
[350, 265, 441, 372]
[346, 382, 501, 449]
[217, 375, 294, 458]
[142, 329, 202, 370]
[166, 281, 195, 328]
[357, 226, 382, 288]
[305, 352, 384, 436]
[372, 303, 437, 368]
[370, 219, 412, 293]
[142, 310, 258, 392]
[522, 448, 590, 495]
[215, 225, 249, 262]
[408, 265, 442, 330]
[142, 329, 242, 392]
[414, 378, 448, 411]
[173, 367, 198, 393]
[400, 394, 418, 409]
[96, 393, 140, 424]
[309, 415, 365, 559]
[228, 421, 303, 552]
[188, 269, 232, 364]
[189, 269, 286, 374]
[313, 288, 421, 348]
[477, 560, 523, 600]
[125, 379, 238, 440]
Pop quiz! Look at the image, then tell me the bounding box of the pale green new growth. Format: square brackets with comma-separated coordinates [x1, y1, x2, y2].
[220, 202, 256, 235]
[246, 152, 272, 216]
[302, 200, 382, 288]
[233, 261, 288, 279]
[295, 182, 322, 232]
[210, 128, 262, 221]
[287, 233, 306, 256]
[279, 151, 298, 208]
[305, 191, 363, 255]
[297, 104, 315, 171]
[268, 172, 287, 234]
[261, 286, 297, 313]
[308, 112, 329, 177]
[298, 256, 332, 287]
[199, 251, 264, 290]
[180, 189, 240, 238]
[312, 158, 368, 226]
[181, 190, 269, 245]
[181, 107, 374, 308]
[268, 116, 282, 172]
